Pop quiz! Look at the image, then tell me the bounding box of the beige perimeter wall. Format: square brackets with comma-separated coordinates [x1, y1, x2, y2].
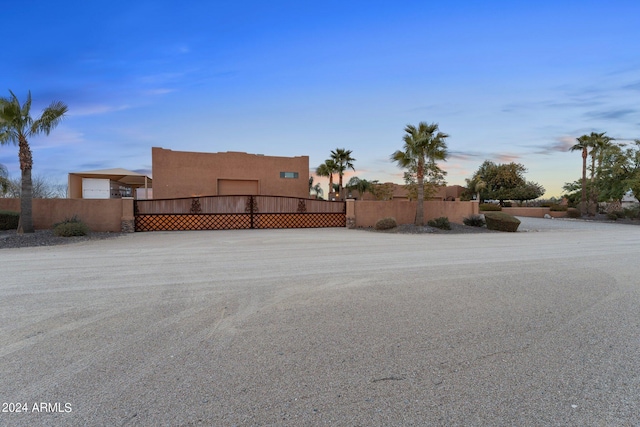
[351, 200, 479, 227]
[0, 198, 132, 232]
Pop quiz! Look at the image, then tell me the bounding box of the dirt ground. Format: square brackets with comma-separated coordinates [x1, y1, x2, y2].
[1, 218, 640, 426]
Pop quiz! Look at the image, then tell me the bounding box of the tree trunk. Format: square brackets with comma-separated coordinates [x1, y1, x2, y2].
[328, 175, 334, 200]
[589, 155, 597, 216]
[580, 148, 587, 215]
[18, 167, 34, 233]
[415, 161, 425, 226]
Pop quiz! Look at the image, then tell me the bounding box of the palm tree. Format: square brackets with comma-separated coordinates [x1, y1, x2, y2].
[330, 148, 356, 200]
[588, 132, 614, 210]
[308, 176, 323, 198]
[315, 159, 338, 200]
[391, 122, 449, 226]
[570, 134, 590, 215]
[0, 91, 67, 233]
[465, 176, 486, 202]
[346, 176, 373, 199]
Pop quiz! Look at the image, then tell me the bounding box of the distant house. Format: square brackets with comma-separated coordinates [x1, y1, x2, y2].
[151, 147, 309, 199]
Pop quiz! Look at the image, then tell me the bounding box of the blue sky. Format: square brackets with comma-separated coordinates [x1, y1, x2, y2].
[2, 0, 639, 197]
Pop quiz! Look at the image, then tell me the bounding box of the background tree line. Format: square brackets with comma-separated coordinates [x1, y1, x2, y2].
[566, 132, 640, 214]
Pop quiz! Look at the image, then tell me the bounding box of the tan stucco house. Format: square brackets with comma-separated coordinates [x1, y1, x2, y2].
[151, 147, 309, 199]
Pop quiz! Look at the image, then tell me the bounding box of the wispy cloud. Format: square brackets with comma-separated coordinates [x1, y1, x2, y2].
[623, 81, 640, 91]
[495, 153, 522, 163]
[140, 88, 176, 96]
[531, 136, 576, 155]
[138, 72, 187, 85]
[448, 150, 483, 161]
[69, 104, 132, 117]
[585, 108, 636, 120]
[31, 128, 86, 149]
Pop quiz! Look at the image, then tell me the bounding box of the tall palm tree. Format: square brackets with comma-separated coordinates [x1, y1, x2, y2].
[570, 134, 590, 215]
[588, 132, 614, 209]
[315, 159, 338, 200]
[391, 122, 449, 226]
[330, 148, 356, 201]
[0, 91, 67, 233]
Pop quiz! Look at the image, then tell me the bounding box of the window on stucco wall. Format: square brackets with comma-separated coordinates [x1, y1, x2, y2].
[280, 172, 299, 178]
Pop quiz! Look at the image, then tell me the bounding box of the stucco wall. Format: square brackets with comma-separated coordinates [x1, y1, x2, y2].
[0, 198, 129, 232]
[152, 147, 309, 199]
[351, 200, 479, 227]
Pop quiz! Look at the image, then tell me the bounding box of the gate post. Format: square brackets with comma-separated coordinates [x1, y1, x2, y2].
[345, 198, 356, 228]
[121, 197, 135, 232]
[250, 195, 255, 229]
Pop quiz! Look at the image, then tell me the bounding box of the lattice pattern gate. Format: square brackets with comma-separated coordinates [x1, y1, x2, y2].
[135, 195, 346, 231]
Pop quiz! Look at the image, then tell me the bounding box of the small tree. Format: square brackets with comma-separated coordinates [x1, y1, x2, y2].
[468, 160, 543, 205]
[0, 163, 9, 194]
[4, 175, 67, 198]
[370, 182, 394, 201]
[346, 176, 374, 199]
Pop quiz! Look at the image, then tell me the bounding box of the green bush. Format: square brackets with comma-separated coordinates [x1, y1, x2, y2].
[53, 215, 90, 237]
[623, 206, 640, 219]
[484, 212, 521, 232]
[479, 203, 502, 211]
[427, 216, 451, 230]
[0, 210, 20, 230]
[463, 214, 486, 227]
[566, 208, 581, 218]
[374, 217, 397, 230]
[606, 212, 619, 221]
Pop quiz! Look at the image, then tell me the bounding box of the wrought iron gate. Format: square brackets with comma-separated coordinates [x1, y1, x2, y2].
[134, 195, 346, 231]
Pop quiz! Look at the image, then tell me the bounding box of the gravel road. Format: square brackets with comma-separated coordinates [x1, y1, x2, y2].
[1, 217, 639, 426]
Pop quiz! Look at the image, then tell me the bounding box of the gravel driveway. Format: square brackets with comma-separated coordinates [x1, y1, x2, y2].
[1, 218, 639, 426]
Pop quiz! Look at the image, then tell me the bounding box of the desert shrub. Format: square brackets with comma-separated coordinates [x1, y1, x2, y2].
[479, 203, 501, 211]
[484, 212, 521, 232]
[606, 210, 625, 220]
[0, 210, 20, 230]
[53, 215, 90, 237]
[623, 206, 640, 219]
[463, 214, 486, 227]
[374, 217, 397, 230]
[549, 204, 568, 212]
[566, 208, 581, 218]
[427, 216, 451, 230]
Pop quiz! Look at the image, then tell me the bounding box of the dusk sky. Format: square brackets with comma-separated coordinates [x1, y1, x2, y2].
[2, 0, 639, 197]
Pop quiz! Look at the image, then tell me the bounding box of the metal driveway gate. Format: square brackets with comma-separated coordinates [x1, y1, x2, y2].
[134, 195, 346, 231]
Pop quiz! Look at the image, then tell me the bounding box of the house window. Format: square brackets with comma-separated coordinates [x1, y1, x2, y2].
[280, 172, 299, 179]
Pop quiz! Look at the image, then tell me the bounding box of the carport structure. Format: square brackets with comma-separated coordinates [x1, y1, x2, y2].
[68, 168, 152, 199]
